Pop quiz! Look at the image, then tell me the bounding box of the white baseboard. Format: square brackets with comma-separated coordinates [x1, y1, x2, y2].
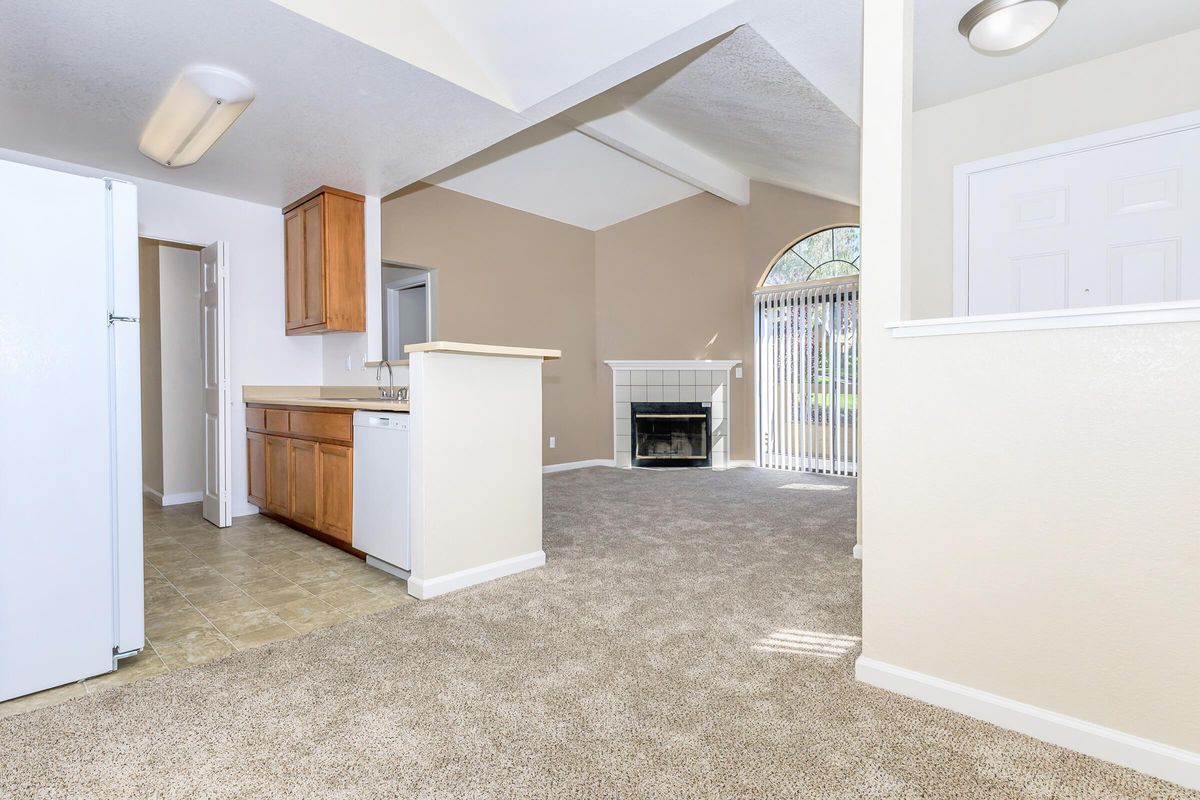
[729, 459, 756, 468]
[543, 459, 615, 474]
[161, 491, 203, 506]
[408, 550, 546, 600]
[233, 503, 260, 518]
[142, 486, 201, 506]
[852, 543, 862, 560]
[855, 657, 1200, 790]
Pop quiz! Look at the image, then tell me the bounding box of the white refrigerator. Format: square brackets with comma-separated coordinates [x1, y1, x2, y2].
[0, 158, 144, 701]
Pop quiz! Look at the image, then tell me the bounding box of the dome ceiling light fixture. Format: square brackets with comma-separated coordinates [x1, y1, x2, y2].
[958, 0, 1068, 55]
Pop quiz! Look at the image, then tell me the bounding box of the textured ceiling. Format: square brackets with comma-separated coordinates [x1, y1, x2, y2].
[0, 0, 866, 217]
[915, 0, 1200, 109]
[427, 122, 700, 230]
[609, 27, 861, 204]
[748, 1, 862, 125]
[0, 0, 528, 206]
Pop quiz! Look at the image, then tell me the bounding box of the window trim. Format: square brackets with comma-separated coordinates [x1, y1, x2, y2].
[757, 223, 861, 288]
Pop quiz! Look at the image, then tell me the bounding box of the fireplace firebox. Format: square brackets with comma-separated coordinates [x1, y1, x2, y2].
[630, 402, 712, 468]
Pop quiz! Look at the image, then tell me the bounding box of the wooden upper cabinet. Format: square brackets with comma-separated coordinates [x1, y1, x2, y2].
[284, 208, 304, 330]
[281, 186, 365, 335]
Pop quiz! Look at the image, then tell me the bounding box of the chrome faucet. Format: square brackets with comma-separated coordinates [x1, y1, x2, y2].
[375, 361, 395, 399]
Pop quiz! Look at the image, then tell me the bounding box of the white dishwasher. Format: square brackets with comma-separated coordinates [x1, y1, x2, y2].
[352, 410, 411, 576]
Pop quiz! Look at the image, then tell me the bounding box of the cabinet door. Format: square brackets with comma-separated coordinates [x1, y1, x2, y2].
[301, 197, 325, 327]
[283, 209, 305, 330]
[247, 432, 267, 508]
[289, 439, 318, 528]
[265, 435, 291, 516]
[317, 442, 352, 543]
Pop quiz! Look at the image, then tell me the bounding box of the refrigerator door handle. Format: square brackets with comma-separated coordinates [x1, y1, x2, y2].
[108, 314, 139, 324]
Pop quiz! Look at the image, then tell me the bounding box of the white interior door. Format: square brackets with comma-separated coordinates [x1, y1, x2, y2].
[964, 123, 1200, 315]
[201, 242, 231, 527]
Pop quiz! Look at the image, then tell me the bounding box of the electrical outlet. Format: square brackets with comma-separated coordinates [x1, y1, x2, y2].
[344, 354, 352, 372]
[361, 353, 368, 371]
[548, 436, 556, 449]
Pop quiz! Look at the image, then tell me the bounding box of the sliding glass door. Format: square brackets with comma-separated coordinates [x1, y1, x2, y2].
[754, 277, 859, 476]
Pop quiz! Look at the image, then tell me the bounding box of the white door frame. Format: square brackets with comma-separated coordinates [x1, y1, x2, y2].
[383, 272, 433, 360]
[201, 241, 231, 527]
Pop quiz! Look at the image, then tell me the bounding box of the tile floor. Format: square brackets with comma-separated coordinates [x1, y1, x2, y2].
[0, 500, 412, 719]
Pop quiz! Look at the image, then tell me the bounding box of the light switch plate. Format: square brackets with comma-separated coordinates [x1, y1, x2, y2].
[735, 367, 743, 378]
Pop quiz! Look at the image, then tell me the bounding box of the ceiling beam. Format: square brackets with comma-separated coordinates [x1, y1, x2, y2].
[565, 101, 750, 206]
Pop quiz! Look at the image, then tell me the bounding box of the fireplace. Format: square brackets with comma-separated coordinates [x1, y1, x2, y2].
[630, 402, 712, 468]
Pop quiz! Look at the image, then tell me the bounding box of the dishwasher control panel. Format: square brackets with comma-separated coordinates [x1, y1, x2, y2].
[358, 413, 409, 431]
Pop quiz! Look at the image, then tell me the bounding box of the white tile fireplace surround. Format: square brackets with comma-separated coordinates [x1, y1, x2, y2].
[606, 360, 740, 470]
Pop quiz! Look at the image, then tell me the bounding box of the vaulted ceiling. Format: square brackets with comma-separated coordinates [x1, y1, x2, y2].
[2, 1, 1193, 230]
[0, 0, 863, 228]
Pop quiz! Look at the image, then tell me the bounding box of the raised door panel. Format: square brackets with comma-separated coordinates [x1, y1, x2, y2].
[317, 443, 353, 543]
[302, 198, 325, 327]
[265, 435, 291, 516]
[289, 439, 319, 528]
[247, 432, 267, 508]
[966, 124, 1200, 314]
[284, 209, 304, 330]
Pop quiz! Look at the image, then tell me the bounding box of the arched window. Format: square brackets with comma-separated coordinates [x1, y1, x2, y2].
[762, 225, 860, 286]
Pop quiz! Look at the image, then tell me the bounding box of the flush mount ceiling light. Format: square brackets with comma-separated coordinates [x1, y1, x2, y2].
[958, 0, 1067, 55]
[139, 66, 255, 167]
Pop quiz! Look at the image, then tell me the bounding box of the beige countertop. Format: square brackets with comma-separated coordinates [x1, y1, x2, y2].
[242, 385, 409, 412]
[405, 341, 561, 360]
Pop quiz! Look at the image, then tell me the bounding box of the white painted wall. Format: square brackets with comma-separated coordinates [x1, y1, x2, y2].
[861, 18, 1200, 769]
[0, 147, 324, 518]
[157, 244, 204, 497]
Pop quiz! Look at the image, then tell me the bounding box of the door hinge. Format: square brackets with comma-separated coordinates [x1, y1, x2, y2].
[108, 314, 139, 325]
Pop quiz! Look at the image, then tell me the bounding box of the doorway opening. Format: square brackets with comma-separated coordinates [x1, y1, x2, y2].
[754, 225, 860, 476]
[138, 238, 231, 526]
[380, 263, 434, 361]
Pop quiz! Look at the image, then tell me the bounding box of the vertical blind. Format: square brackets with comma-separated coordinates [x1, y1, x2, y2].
[754, 277, 859, 476]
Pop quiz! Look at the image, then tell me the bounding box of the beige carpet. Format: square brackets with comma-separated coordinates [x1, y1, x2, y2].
[1, 467, 1193, 799]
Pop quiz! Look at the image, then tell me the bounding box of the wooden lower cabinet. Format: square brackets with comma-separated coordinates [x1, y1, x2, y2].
[289, 438, 319, 529]
[247, 432, 267, 507]
[246, 404, 357, 554]
[265, 435, 291, 516]
[317, 443, 353, 543]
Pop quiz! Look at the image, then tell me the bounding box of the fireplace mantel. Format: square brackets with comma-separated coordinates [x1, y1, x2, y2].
[605, 360, 740, 371]
[606, 360, 740, 469]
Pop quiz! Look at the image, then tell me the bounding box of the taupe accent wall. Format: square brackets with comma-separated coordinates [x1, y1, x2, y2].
[381, 185, 601, 465]
[597, 183, 859, 461]
[381, 181, 857, 465]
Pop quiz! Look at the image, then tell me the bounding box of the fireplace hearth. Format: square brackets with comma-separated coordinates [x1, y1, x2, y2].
[631, 402, 712, 468]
